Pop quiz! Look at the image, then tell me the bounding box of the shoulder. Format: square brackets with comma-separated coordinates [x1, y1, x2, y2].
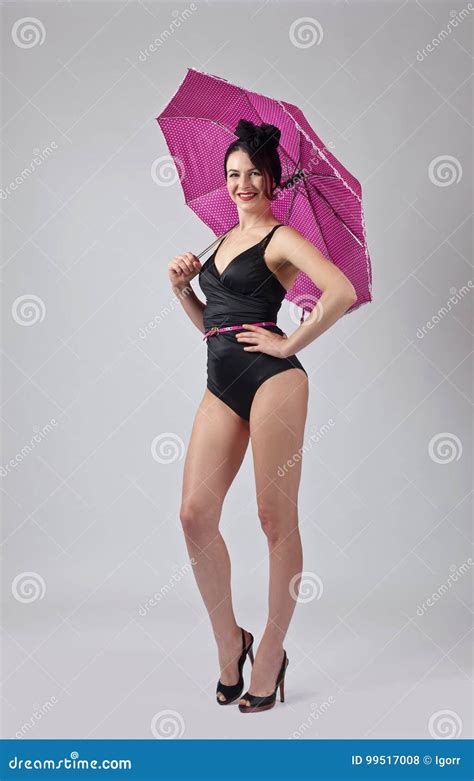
[272, 225, 308, 259]
[275, 225, 303, 242]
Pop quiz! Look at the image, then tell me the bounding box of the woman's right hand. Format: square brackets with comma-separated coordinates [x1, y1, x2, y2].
[168, 252, 202, 291]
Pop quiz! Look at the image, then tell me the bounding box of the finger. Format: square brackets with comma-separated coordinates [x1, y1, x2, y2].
[235, 334, 259, 342]
[178, 258, 194, 273]
[176, 260, 192, 275]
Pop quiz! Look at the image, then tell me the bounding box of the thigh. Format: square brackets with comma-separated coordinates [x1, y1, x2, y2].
[249, 369, 309, 515]
[181, 388, 250, 520]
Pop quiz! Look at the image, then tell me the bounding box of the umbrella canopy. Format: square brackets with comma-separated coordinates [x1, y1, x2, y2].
[156, 67, 372, 319]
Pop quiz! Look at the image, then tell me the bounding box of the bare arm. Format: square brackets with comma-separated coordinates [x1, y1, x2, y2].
[273, 227, 357, 357]
[169, 251, 206, 334]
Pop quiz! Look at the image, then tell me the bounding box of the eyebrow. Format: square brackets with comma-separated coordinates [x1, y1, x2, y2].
[227, 167, 260, 173]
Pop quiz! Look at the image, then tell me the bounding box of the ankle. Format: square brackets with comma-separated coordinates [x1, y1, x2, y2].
[259, 627, 284, 647]
[215, 625, 242, 649]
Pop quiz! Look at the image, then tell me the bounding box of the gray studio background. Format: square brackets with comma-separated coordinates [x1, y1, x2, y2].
[1, 0, 472, 741]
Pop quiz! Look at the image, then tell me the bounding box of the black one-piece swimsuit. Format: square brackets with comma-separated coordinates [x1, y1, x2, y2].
[198, 224, 307, 421]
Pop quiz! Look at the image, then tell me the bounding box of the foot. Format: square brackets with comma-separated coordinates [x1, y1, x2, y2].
[216, 627, 252, 703]
[239, 640, 284, 707]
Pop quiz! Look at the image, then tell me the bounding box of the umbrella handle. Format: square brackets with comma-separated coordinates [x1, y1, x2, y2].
[196, 223, 238, 260]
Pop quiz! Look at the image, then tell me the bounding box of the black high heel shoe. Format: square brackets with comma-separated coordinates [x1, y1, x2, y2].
[238, 649, 289, 713]
[216, 627, 254, 705]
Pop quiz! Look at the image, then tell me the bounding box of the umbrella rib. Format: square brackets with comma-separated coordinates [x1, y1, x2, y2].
[296, 174, 364, 248]
[276, 100, 362, 203]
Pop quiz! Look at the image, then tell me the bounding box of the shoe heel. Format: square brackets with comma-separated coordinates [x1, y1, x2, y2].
[280, 656, 288, 702]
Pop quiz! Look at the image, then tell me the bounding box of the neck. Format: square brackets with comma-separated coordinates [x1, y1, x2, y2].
[236, 204, 276, 232]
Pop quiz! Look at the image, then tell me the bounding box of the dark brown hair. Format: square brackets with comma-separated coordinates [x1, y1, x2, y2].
[223, 119, 282, 200]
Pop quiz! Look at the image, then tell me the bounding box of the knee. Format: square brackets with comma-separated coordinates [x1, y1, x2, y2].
[179, 501, 217, 543]
[257, 504, 285, 544]
[258, 504, 299, 544]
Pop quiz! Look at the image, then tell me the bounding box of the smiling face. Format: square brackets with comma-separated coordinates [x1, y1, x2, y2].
[225, 149, 275, 211]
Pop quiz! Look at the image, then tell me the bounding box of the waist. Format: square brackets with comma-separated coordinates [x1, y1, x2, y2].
[203, 304, 281, 331]
[203, 321, 277, 341]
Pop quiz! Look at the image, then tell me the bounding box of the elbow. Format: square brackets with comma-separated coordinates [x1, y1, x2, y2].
[340, 283, 357, 309]
[348, 287, 358, 306]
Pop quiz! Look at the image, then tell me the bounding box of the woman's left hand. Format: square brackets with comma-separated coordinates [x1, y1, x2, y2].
[235, 324, 290, 359]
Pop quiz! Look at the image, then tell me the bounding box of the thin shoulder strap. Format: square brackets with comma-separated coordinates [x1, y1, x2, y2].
[261, 223, 284, 250]
[212, 231, 230, 257]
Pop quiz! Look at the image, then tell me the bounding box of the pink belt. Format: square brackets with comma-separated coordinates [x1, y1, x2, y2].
[203, 321, 277, 341]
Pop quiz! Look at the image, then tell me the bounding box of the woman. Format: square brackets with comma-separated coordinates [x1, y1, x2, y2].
[168, 119, 357, 714]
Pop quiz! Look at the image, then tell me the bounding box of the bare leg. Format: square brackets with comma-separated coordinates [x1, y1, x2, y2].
[240, 369, 308, 703]
[180, 389, 251, 700]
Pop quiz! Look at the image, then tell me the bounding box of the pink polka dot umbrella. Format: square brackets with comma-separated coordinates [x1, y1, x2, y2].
[156, 67, 372, 322]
